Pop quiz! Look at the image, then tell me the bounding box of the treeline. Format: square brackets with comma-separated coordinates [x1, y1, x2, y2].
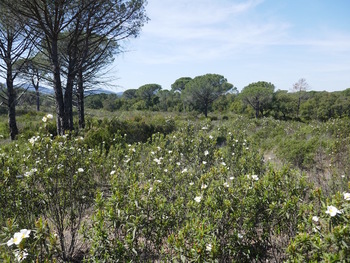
[85, 76, 350, 122]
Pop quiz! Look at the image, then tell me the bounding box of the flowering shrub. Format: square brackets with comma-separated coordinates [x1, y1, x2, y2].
[1, 113, 350, 261]
[287, 190, 350, 262]
[86, 122, 310, 262]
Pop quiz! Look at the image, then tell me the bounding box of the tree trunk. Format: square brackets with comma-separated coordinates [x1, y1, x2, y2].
[7, 76, 18, 140]
[204, 104, 208, 117]
[6, 60, 18, 140]
[64, 74, 75, 131]
[297, 95, 301, 117]
[36, 89, 40, 111]
[77, 69, 85, 129]
[51, 40, 65, 135]
[32, 79, 40, 111]
[255, 101, 260, 118]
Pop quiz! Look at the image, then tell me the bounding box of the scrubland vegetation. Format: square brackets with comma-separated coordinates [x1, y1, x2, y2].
[1, 97, 350, 262]
[2, 0, 349, 261]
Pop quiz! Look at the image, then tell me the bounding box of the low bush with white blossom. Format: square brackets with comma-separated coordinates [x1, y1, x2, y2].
[1, 113, 350, 262]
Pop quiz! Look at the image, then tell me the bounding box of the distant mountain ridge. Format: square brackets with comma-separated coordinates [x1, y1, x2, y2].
[23, 84, 123, 96]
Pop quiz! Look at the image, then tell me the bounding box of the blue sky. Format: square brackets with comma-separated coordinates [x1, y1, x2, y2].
[109, 0, 350, 92]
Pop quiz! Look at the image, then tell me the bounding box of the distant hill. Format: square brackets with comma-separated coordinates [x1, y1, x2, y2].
[23, 84, 122, 96]
[26, 85, 54, 95]
[85, 89, 123, 96]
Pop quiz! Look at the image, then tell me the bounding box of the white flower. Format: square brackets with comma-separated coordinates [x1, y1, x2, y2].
[189, 182, 194, 186]
[202, 161, 207, 165]
[229, 176, 234, 180]
[204, 150, 209, 156]
[42, 116, 47, 122]
[202, 126, 208, 130]
[344, 192, 350, 201]
[14, 249, 29, 262]
[153, 158, 162, 165]
[209, 135, 214, 139]
[223, 182, 230, 188]
[28, 136, 39, 145]
[201, 184, 208, 189]
[238, 233, 243, 239]
[7, 229, 31, 246]
[110, 170, 116, 175]
[221, 162, 226, 166]
[164, 169, 168, 172]
[155, 180, 162, 183]
[181, 168, 188, 173]
[312, 216, 319, 222]
[176, 162, 181, 166]
[194, 196, 202, 203]
[325, 205, 342, 217]
[206, 243, 212, 252]
[46, 114, 53, 119]
[77, 168, 84, 173]
[6, 237, 14, 246]
[251, 175, 259, 181]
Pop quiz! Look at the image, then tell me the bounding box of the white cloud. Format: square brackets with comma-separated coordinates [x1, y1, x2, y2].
[136, 0, 293, 64]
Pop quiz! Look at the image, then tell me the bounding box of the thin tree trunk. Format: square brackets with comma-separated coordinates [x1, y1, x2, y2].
[64, 75, 75, 131]
[4, 31, 18, 140]
[32, 79, 40, 111]
[77, 69, 85, 129]
[36, 89, 40, 111]
[51, 40, 65, 135]
[7, 76, 18, 140]
[255, 101, 260, 118]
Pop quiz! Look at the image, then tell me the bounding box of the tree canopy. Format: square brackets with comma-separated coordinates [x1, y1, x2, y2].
[3, 0, 148, 136]
[240, 81, 275, 118]
[136, 83, 162, 109]
[182, 73, 233, 117]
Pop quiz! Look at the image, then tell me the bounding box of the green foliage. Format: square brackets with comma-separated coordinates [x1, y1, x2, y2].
[85, 122, 310, 262]
[240, 81, 275, 118]
[171, 77, 192, 93]
[287, 189, 350, 262]
[136, 83, 162, 109]
[182, 73, 233, 117]
[1, 112, 350, 261]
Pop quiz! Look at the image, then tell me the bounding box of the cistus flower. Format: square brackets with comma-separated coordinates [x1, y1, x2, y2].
[206, 243, 212, 252]
[194, 196, 202, 203]
[7, 229, 31, 247]
[14, 249, 29, 262]
[343, 192, 350, 201]
[325, 205, 342, 217]
[251, 174, 259, 181]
